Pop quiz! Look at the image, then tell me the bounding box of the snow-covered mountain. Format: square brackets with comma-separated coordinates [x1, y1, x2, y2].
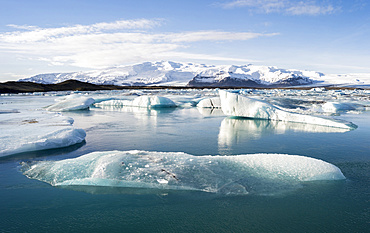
[18, 61, 370, 87]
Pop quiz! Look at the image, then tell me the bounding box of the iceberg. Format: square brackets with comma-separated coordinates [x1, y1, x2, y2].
[95, 96, 176, 108]
[322, 102, 364, 113]
[22, 150, 345, 195]
[197, 97, 222, 108]
[0, 111, 86, 157]
[219, 90, 357, 129]
[45, 95, 95, 111]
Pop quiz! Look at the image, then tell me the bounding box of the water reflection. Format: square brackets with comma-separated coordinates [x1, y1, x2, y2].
[93, 105, 176, 127]
[197, 107, 224, 117]
[218, 117, 350, 149]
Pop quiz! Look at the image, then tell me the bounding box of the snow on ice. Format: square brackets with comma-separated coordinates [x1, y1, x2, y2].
[45, 95, 95, 111]
[0, 111, 86, 157]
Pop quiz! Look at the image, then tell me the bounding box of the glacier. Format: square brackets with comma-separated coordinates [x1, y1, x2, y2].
[95, 96, 176, 108]
[45, 95, 95, 111]
[219, 90, 357, 129]
[21, 150, 345, 195]
[0, 111, 86, 157]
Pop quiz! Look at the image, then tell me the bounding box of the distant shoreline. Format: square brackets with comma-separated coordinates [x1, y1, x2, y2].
[0, 79, 366, 94]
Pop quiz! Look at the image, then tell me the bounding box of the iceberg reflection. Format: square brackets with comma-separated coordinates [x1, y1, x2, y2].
[94, 105, 175, 126]
[218, 117, 351, 148]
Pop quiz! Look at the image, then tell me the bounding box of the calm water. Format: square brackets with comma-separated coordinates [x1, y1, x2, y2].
[0, 91, 369, 232]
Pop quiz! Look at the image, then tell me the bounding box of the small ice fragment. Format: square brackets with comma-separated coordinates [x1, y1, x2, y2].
[157, 179, 169, 184]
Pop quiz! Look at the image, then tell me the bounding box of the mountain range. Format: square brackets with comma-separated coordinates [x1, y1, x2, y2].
[19, 61, 370, 88]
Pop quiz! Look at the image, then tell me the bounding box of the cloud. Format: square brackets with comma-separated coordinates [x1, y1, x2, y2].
[0, 19, 277, 69]
[2, 19, 161, 43]
[219, 0, 338, 15]
[286, 2, 335, 15]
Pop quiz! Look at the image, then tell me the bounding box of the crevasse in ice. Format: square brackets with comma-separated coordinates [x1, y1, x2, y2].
[21, 150, 345, 195]
[0, 110, 86, 157]
[219, 90, 357, 129]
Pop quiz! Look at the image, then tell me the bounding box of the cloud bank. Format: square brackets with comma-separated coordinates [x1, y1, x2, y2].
[220, 0, 338, 15]
[0, 19, 277, 69]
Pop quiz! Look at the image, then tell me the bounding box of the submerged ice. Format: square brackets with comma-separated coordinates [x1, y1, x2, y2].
[21, 150, 345, 195]
[0, 111, 86, 157]
[219, 90, 357, 129]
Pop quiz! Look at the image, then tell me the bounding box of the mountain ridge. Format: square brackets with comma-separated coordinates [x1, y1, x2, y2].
[18, 61, 370, 88]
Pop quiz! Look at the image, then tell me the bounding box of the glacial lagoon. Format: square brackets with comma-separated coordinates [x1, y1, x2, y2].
[1, 88, 369, 232]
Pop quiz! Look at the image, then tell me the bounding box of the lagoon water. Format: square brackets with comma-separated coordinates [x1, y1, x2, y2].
[1, 89, 369, 232]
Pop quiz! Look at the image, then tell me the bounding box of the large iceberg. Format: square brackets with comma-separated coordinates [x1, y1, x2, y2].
[0, 111, 86, 157]
[219, 90, 357, 129]
[45, 95, 95, 111]
[95, 96, 176, 108]
[22, 150, 345, 195]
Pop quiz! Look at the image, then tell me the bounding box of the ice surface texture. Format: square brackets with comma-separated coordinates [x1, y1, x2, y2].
[0, 111, 86, 157]
[22, 150, 345, 195]
[45, 95, 95, 111]
[95, 96, 176, 108]
[219, 90, 357, 129]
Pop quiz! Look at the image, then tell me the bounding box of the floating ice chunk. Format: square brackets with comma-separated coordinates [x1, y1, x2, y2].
[197, 97, 221, 108]
[45, 95, 95, 111]
[0, 111, 85, 157]
[219, 90, 357, 129]
[95, 96, 176, 108]
[21, 150, 345, 195]
[322, 102, 363, 113]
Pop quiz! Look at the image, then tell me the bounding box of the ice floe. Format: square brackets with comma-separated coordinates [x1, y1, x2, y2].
[0, 111, 86, 157]
[197, 97, 222, 108]
[321, 102, 365, 113]
[21, 150, 345, 195]
[45, 95, 95, 111]
[219, 90, 357, 129]
[95, 96, 176, 108]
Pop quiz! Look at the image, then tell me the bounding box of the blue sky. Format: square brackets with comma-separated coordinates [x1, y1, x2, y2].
[0, 0, 369, 81]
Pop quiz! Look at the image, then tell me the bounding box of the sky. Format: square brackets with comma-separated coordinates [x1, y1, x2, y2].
[0, 0, 369, 82]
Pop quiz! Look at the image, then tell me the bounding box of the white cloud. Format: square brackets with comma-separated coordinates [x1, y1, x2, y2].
[286, 2, 335, 15]
[0, 19, 277, 69]
[220, 0, 338, 15]
[2, 19, 161, 43]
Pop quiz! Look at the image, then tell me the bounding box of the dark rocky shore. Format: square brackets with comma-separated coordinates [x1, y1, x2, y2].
[0, 79, 362, 94]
